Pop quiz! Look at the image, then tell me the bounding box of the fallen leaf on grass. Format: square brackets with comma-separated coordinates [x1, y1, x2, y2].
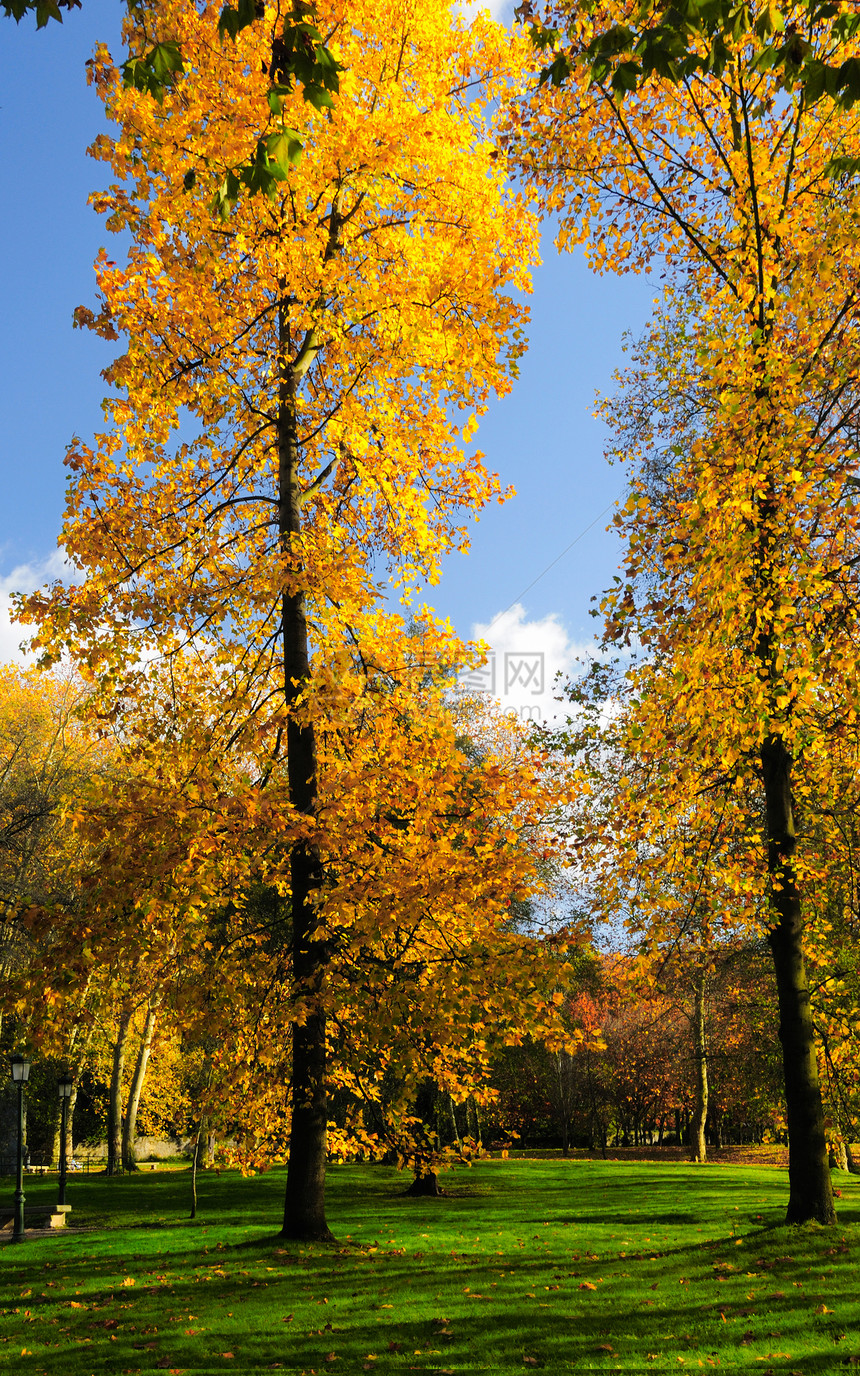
[221, 1354, 235, 1360]
[122, 1278, 136, 1288]
[595, 1344, 615, 1353]
[815, 1305, 834, 1314]
[325, 1355, 337, 1364]
[578, 1282, 597, 1291]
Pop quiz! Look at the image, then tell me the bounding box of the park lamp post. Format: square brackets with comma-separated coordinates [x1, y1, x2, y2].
[57, 1075, 74, 1208]
[9, 1053, 31, 1244]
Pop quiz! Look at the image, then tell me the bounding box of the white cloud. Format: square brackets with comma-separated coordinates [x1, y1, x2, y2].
[0, 549, 71, 664]
[460, 603, 596, 728]
[457, 0, 514, 25]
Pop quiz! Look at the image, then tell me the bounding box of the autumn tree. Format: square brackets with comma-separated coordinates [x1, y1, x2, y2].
[18, 0, 542, 1237]
[0, 665, 112, 1167]
[517, 0, 860, 1222]
[12, 630, 575, 1201]
[523, 0, 860, 125]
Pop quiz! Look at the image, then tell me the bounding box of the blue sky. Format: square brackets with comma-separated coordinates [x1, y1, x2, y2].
[0, 1, 654, 712]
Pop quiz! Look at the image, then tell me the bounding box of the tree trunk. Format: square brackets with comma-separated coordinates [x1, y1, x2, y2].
[190, 1115, 204, 1220]
[122, 999, 159, 1172]
[50, 1003, 93, 1166]
[762, 733, 836, 1225]
[50, 1104, 62, 1169]
[466, 1095, 481, 1145]
[689, 973, 708, 1164]
[278, 286, 333, 1243]
[106, 1000, 134, 1176]
[448, 1093, 462, 1152]
[406, 1170, 442, 1196]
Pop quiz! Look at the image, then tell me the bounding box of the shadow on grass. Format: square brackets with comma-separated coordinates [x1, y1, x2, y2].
[2, 1160, 859, 1373]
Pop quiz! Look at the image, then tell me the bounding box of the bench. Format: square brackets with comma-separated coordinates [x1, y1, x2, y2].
[0, 1203, 71, 1231]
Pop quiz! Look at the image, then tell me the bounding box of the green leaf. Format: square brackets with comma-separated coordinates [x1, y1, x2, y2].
[611, 60, 642, 95]
[303, 84, 335, 113]
[149, 40, 183, 83]
[2, 0, 76, 23]
[529, 22, 560, 54]
[121, 41, 183, 100]
[34, 0, 62, 28]
[825, 154, 860, 179]
[264, 129, 304, 175]
[539, 52, 572, 89]
[835, 55, 860, 108]
[210, 168, 242, 221]
[217, 0, 257, 41]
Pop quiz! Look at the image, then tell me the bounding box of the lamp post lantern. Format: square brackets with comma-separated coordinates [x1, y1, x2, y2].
[57, 1076, 74, 1208]
[9, 1054, 31, 1244]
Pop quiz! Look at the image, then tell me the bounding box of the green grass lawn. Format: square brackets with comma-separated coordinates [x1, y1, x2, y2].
[1, 1158, 858, 1373]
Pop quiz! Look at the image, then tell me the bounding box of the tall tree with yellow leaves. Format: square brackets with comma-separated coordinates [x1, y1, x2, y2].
[21, 0, 540, 1238]
[14, 631, 574, 1199]
[519, 0, 860, 1223]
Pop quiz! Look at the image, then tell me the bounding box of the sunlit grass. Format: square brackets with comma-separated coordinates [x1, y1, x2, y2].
[1, 1158, 858, 1371]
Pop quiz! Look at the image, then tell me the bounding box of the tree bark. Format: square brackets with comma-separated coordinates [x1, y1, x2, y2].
[447, 1093, 461, 1152]
[49, 1003, 93, 1166]
[761, 733, 836, 1225]
[689, 973, 708, 1164]
[50, 1103, 62, 1169]
[554, 1051, 572, 1157]
[406, 1169, 442, 1196]
[277, 285, 333, 1243]
[190, 1115, 205, 1220]
[466, 1095, 481, 1146]
[106, 999, 134, 1176]
[64, 1080, 78, 1166]
[122, 999, 159, 1172]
